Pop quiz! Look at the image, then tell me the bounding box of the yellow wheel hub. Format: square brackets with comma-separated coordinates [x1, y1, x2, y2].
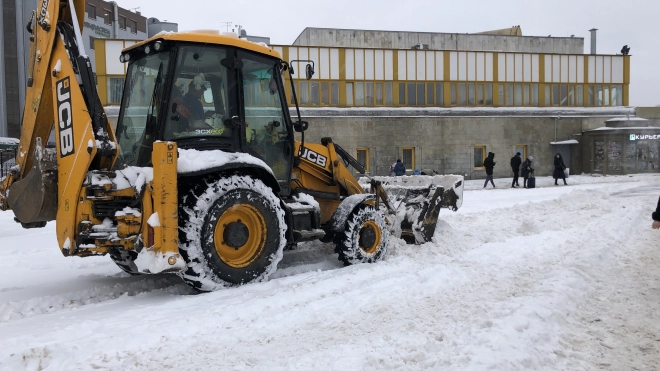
[358, 220, 382, 254]
[213, 204, 267, 268]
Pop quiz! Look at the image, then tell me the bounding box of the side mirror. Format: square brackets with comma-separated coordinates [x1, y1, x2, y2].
[305, 64, 314, 80]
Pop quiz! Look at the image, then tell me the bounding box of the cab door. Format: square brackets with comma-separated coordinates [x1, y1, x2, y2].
[238, 50, 293, 194]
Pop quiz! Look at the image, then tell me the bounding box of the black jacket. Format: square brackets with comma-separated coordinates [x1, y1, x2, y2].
[510, 155, 522, 172]
[653, 196, 660, 222]
[554, 156, 566, 170]
[521, 159, 533, 177]
[483, 153, 496, 175]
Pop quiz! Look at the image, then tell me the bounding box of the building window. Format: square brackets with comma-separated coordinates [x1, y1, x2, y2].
[119, 16, 126, 30]
[398, 83, 405, 105]
[506, 84, 513, 106]
[356, 148, 370, 172]
[89, 36, 95, 50]
[426, 84, 434, 105]
[87, 4, 96, 19]
[407, 82, 416, 105]
[458, 83, 466, 105]
[467, 83, 475, 105]
[402, 147, 415, 170]
[107, 77, 125, 104]
[474, 146, 486, 168]
[299, 81, 309, 105]
[103, 9, 112, 25]
[485, 83, 493, 105]
[375, 83, 383, 105]
[331, 82, 339, 105]
[366, 82, 374, 106]
[450, 84, 457, 105]
[130, 19, 138, 34]
[385, 82, 393, 105]
[355, 82, 364, 106]
[346, 83, 354, 105]
[515, 145, 527, 160]
[321, 82, 329, 105]
[310, 82, 320, 105]
[435, 83, 444, 106]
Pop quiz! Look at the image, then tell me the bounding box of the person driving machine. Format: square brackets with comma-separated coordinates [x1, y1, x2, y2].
[172, 73, 212, 133]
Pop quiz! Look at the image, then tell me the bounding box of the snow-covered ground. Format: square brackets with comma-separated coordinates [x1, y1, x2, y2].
[1, 174, 659, 370]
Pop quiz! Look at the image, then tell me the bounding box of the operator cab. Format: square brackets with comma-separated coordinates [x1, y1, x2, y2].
[114, 34, 294, 182]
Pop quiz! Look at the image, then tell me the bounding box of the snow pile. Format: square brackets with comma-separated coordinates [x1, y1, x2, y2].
[291, 192, 320, 213]
[177, 148, 272, 175]
[134, 248, 186, 274]
[0, 137, 19, 146]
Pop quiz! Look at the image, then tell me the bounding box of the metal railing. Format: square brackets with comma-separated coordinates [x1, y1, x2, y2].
[0, 149, 18, 179]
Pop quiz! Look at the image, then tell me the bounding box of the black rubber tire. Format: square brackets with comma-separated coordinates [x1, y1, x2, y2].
[109, 249, 141, 275]
[334, 205, 389, 266]
[178, 174, 286, 292]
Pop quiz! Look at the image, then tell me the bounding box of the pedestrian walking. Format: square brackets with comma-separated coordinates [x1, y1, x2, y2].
[388, 161, 397, 176]
[521, 156, 534, 188]
[510, 152, 522, 188]
[483, 152, 496, 188]
[652, 195, 660, 229]
[553, 153, 568, 185]
[393, 159, 406, 176]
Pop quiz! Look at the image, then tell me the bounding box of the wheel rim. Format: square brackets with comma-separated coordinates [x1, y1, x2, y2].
[213, 204, 266, 268]
[358, 220, 382, 254]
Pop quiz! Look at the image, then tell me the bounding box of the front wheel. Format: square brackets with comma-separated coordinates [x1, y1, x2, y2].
[334, 205, 389, 266]
[178, 174, 286, 292]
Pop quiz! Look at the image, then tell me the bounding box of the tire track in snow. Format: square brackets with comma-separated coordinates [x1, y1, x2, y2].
[0, 274, 191, 323]
[1, 181, 654, 370]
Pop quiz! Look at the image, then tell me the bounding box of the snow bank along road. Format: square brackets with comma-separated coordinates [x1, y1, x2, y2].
[0, 174, 659, 370]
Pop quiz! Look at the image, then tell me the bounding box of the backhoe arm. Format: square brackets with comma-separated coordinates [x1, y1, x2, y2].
[0, 0, 117, 232]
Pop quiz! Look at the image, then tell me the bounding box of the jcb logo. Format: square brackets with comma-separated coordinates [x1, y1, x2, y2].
[56, 77, 75, 157]
[299, 147, 327, 167]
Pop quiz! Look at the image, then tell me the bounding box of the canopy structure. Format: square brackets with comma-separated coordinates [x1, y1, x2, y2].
[550, 139, 579, 145]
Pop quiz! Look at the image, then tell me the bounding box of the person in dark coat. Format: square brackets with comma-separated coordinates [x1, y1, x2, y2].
[483, 152, 496, 188]
[652, 196, 660, 229]
[393, 159, 406, 176]
[553, 153, 568, 185]
[521, 156, 533, 188]
[510, 152, 522, 188]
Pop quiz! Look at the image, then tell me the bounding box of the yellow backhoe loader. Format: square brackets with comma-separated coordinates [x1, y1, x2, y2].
[0, 0, 462, 291]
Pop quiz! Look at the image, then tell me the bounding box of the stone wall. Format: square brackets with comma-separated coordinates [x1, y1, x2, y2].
[292, 28, 585, 54]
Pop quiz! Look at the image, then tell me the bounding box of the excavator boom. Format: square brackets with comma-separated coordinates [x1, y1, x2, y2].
[0, 0, 117, 233]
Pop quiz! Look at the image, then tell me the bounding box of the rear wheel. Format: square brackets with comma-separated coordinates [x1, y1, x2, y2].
[334, 205, 389, 266]
[178, 174, 286, 291]
[109, 249, 141, 275]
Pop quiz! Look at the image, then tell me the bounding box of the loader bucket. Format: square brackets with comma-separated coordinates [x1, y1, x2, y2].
[360, 175, 463, 244]
[7, 144, 58, 227]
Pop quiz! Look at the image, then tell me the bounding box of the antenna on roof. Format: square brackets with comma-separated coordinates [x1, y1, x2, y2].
[219, 22, 232, 32]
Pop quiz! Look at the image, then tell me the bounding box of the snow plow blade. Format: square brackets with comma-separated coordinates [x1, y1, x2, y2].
[361, 175, 463, 244]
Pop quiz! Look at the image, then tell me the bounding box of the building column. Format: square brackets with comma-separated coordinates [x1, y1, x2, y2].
[0, 0, 8, 137]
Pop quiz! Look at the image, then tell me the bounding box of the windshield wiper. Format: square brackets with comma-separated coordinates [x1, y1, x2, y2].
[146, 62, 164, 129]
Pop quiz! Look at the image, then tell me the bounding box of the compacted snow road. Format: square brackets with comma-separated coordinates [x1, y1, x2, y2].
[0, 174, 659, 370]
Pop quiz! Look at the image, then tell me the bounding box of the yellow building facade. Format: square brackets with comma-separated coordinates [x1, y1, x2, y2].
[274, 45, 630, 108]
[94, 39, 630, 108]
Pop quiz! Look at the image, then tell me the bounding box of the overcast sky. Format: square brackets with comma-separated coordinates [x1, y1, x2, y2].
[118, 0, 658, 106]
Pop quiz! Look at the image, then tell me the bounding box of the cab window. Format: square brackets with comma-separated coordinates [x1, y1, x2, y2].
[164, 45, 233, 140]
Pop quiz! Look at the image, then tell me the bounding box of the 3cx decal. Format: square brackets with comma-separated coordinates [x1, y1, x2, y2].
[56, 77, 75, 157]
[630, 134, 660, 141]
[299, 147, 327, 167]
